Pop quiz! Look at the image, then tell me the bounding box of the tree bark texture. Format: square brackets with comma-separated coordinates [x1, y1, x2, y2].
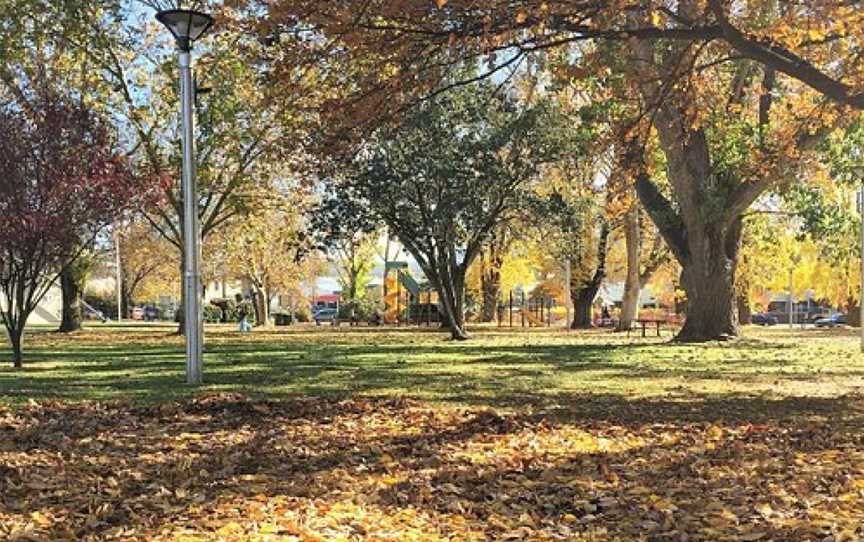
[737, 294, 752, 325]
[9, 327, 23, 368]
[618, 206, 641, 331]
[59, 267, 83, 332]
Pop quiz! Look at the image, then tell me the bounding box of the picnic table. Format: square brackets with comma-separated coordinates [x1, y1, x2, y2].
[632, 318, 665, 337]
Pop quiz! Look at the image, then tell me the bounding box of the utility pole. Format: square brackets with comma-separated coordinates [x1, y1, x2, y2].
[565, 259, 572, 329]
[788, 268, 794, 329]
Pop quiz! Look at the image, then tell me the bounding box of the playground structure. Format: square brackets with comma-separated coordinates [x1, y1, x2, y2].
[383, 262, 441, 325]
[495, 291, 563, 328]
[380, 262, 563, 327]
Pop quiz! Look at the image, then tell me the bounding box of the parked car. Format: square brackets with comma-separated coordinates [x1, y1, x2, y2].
[143, 306, 160, 321]
[806, 310, 831, 323]
[751, 313, 779, 326]
[814, 313, 847, 328]
[313, 308, 338, 323]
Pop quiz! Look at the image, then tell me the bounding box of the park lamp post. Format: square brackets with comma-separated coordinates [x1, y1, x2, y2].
[155, 5, 214, 384]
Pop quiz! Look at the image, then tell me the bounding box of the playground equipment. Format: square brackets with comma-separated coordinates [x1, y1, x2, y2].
[494, 291, 560, 328]
[383, 262, 440, 325]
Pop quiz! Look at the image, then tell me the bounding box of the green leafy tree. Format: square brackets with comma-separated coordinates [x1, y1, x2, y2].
[339, 83, 583, 339]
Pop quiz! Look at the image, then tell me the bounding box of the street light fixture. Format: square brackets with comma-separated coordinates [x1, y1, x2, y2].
[155, 3, 214, 384]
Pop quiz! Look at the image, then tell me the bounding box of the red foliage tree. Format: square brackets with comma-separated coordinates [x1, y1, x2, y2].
[0, 88, 149, 367]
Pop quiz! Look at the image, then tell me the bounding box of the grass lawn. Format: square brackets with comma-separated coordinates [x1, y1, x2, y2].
[1, 324, 864, 540]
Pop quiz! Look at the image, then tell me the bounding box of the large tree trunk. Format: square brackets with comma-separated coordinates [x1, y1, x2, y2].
[846, 296, 860, 327]
[59, 267, 83, 332]
[572, 286, 598, 328]
[628, 19, 764, 342]
[677, 259, 739, 341]
[639, 171, 743, 341]
[429, 264, 469, 340]
[617, 205, 641, 331]
[635, 102, 747, 342]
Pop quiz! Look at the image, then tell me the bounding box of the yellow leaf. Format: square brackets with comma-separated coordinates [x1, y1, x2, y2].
[436, 0, 448, 8]
[30, 510, 51, 527]
[755, 503, 772, 518]
[705, 425, 723, 441]
[218, 521, 244, 535]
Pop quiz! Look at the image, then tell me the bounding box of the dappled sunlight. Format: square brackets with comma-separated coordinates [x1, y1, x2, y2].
[2, 394, 864, 540]
[2, 325, 864, 403]
[3, 327, 864, 538]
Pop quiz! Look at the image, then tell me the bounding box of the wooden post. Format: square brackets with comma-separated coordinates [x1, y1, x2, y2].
[427, 290, 432, 327]
[547, 298, 552, 327]
[396, 271, 401, 327]
[509, 291, 513, 327]
[540, 297, 545, 323]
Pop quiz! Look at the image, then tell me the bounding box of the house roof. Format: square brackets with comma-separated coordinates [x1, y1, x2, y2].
[595, 282, 658, 306]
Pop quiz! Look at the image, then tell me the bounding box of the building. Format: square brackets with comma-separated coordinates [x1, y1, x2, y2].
[0, 284, 63, 326]
[594, 282, 660, 310]
[312, 293, 341, 311]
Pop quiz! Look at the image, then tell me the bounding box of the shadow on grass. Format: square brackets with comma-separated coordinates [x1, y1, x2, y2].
[2, 334, 863, 404]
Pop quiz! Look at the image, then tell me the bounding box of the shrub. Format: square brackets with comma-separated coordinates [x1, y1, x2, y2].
[211, 299, 237, 323]
[294, 306, 312, 322]
[83, 293, 118, 320]
[203, 304, 223, 323]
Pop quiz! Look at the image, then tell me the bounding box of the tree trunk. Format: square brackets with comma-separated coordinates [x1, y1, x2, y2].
[8, 326, 23, 369]
[617, 205, 641, 331]
[120, 281, 131, 321]
[430, 266, 469, 340]
[480, 261, 502, 322]
[59, 267, 83, 332]
[635, 112, 746, 342]
[570, 221, 610, 330]
[677, 260, 739, 341]
[847, 296, 860, 327]
[253, 286, 269, 327]
[737, 294, 752, 325]
[571, 287, 598, 329]
[628, 28, 757, 342]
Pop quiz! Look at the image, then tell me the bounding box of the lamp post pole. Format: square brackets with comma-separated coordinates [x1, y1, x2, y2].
[155, 7, 213, 385]
[179, 50, 203, 384]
